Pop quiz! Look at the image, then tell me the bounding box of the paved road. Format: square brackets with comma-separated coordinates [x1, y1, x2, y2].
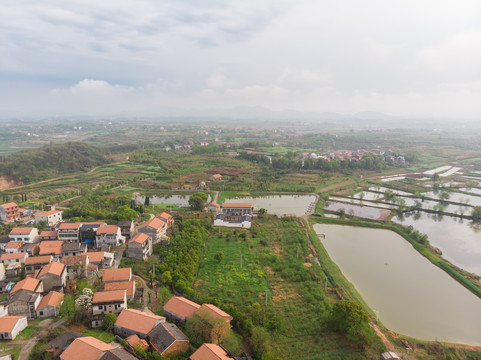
[18, 318, 67, 360]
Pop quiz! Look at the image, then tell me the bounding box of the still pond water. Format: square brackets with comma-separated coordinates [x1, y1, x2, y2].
[314, 224, 481, 345]
[134, 194, 211, 207]
[395, 212, 481, 275]
[227, 195, 316, 216]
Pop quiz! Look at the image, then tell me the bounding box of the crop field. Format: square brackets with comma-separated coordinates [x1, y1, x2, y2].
[194, 217, 379, 359]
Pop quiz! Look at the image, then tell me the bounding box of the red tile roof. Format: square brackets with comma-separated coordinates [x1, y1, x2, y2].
[82, 252, 104, 263]
[92, 290, 126, 304]
[60, 336, 114, 360]
[1, 253, 28, 260]
[129, 233, 149, 245]
[125, 334, 148, 350]
[104, 281, 135, 297]
[190, 344, 232, 360]
[221, 203, 252, 208]
[5, 241, 24, 249]
[102, 268, 131, 282]
[39, 231, 58, 238]
[39, 241, 62, 248]
[163, 296, 200, 319]
[157, 212, 172, 222]
[115, 309, 165, 334]
[10, 227, 35, 235]
[11, 277, 41, 294]
[96, 225, 119, 234]
[25, 255, 53, 265]
[36, 210, 61, 216]
[139, 217, 164, 230]
[199, 304, 231, 320]
[37, 291, 64, 310]
[37, 261, 65, 278]
[0, 316, 26, 333]
[58, 223, 81, 230]
[0, 202, 18, 209]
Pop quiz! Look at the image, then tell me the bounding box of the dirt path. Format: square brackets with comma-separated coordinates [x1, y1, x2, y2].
[318, 180, 356, 193]
[213, 191, 219, 203]
[18, 318, 67, 360]
[133, 275, 154, 314]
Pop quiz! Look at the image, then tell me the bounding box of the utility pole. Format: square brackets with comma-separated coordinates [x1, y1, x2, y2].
[265, 290, 268, 307]
[297, 244, 299, 259]
[325, 274, 328, 292]
[240, 255, 243, 268]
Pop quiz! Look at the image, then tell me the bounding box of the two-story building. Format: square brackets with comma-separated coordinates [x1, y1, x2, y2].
[156, 212, 174, 229]
[137, 218, 166, 244]
[102, 268, 132, 283]
[0, 203, 20, 222]
[25, 255, 53, 275]
[39, 231, 58, 241]
[95, 225, 125, 248]
[34, 209, 62, 226]
[62, 255, 89, 280]
[91, 290, 127, 328]
[126, 233, 152, 260]
[117, 221, 135, 241]
[214, 203, 253, 228]
[62, 242, 87, 257]
[9, 227, 39, 243]
[57, 223, 82, 243]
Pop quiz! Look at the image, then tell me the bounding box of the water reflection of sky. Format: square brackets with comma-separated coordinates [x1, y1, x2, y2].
[395, 212, 481, 275]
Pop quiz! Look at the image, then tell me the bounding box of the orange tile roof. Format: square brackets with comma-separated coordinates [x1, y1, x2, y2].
[0, 316, 26, 333]
[37, 291, 64, 310]
[60, 336, 114, 360]
[190, 344, 232, 360]
[212, 174, 222, 178]
[39, 246, 62, 256]
[36, 210, 61, 216]
[157, 212, 172, 221]
[102, 268, 131, 282]
[199, 304, 231, 320]
[139, 217, 164, 230]
[129, 233, 149, 245]
[5, 241, 24, 249]
[82, 252, 104, 263]
[96, 225, 119, 234]
[39, 231, 58, 237]
[39, 241, 62, 248]
[92, 290, 126, 304]
[1, 253, 27, 260]
[104, 281, 135, 297]
[126, 334, 148, 349]
[115, 309, 165, 334]
[0, 202, 18, 209]
[58, 223, 81, 230]
[37, 261, 65, 278]
[164, 296, 200, 319]
[11, 277, 40, 294]
[221, 203, 252, 208]
[25, 255, 53, 265]
[10, 227, 35, 235]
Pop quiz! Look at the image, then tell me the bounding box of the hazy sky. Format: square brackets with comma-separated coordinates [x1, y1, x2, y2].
[1, 0, 480, 117]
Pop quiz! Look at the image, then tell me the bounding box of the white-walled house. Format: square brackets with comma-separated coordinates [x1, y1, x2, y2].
[34, 209, 62, 226]
[95, 225, 125, 248]
[8, 228, 39, 243]
[0, 316, 28, 340]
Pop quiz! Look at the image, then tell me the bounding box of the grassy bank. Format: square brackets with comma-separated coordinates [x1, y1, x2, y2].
[308, 216, 481, 300]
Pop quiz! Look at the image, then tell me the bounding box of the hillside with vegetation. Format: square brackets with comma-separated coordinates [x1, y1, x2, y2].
[0, 142, 108, 184]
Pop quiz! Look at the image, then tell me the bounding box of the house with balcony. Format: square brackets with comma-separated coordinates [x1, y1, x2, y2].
[126, 233, 152, 260]
[95, 225, 125, 248]
[0, 203, 20, 222]
[117, 221, 135, 241]
[57, 223, 82, 243]
[214, 203, 253, 228]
